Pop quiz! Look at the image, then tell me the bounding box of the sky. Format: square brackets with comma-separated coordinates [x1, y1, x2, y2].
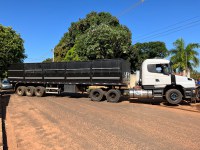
[0, 0, 200, 70]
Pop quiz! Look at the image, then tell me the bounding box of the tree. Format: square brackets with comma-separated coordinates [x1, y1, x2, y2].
[42, 58, 53, 63]
[191, 70, 200, 80]
[74, 24, 131, 60]
[64, 46, 80, 61]
[54, 11, 132, 62]
[0, 24, 26, 77]
[170, 38, 199, 75]
[129, 42, 168, 71]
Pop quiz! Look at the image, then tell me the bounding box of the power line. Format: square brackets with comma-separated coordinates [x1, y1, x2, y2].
[117, 0, 145, 17]
[135, 16, 199, 40]
[140, 21, 200, 41]
[136, 19, 200, 41]
[26, 1, 144, 62]
[134, 17, 200, 42]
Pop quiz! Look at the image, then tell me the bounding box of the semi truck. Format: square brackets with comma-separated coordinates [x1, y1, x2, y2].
[6, 58, 196, 104]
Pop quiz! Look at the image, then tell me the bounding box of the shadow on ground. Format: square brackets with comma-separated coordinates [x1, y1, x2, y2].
[44, 92, 89, 99]
[46, 93, 200, 110]
[0, 91, 12, 150]
[129, 97, 200, 112]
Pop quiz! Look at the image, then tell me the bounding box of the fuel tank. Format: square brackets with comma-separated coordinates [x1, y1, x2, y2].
[129, 89, 153, 99]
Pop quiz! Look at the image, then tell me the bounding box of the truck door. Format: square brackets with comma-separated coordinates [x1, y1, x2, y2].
[154, 64, 171, 88]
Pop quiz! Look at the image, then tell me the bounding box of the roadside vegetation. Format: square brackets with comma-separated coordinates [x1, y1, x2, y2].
[0, 11, 199, 77]
[0, 24, 26, 77]
[169, 38, 199, 76]
[54, 11, 168, 71]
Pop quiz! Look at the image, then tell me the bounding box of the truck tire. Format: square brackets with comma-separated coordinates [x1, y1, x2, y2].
[35, 86, 45, 97]
[196, 87, 200, 102]
[25, 86, 35, 97]
[106, 89, 121, 103]
[166, 89, 182, 104]
[16, 86, 26, 96]
[89, 89, 104, 102]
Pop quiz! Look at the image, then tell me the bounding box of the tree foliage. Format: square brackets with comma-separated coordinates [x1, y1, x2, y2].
[54, 11, 170, 71]
[64, 46, 79, 61]
[0, 24, 26, 77]
[42, 58, 53, 63]
[74, 24, 131, 60]
[129, 42, 168, 71]
[54, 11, 132, 62]
[169, 38, 199, 73]
[191, 70, 200, 80]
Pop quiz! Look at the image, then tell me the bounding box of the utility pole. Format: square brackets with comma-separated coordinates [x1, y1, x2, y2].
[51, 48, 55, 62]
[186, 51, 187, 77]
[185, 51, 190, 77]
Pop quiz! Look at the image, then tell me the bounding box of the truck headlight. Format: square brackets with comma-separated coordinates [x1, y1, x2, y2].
[193, 89, 196, 93]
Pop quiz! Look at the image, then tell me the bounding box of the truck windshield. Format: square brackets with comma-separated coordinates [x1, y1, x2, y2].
[148, 64, 171, 75]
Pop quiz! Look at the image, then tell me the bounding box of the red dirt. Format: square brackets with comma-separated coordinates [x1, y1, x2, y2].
[4, 94, 200, 150]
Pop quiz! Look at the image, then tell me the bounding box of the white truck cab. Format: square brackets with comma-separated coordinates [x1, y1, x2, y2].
[130, 58, 196, 104]
[142, 59, 172, 88]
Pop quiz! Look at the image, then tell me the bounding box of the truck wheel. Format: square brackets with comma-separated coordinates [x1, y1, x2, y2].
[106, 89, 121, 103]
[196, 87, 200, 102]
[16, 86, 26, 96]
[35, 86, 45, 97]
[25, 86, 35, 97]
[89, 89, 104, 102]
[166, 89, 182, 104]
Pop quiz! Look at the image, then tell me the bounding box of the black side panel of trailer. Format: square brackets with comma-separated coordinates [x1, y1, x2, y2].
[42, 62, 66, 82]
[8, 64, 24, 81]
[24, 63, 43, 82]
[8, 59, 130, 86]
[92, 59, 121, 84]
[66, 61, 91, 84]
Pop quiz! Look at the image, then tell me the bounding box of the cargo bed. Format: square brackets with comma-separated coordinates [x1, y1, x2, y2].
[8, 59, 130, 86]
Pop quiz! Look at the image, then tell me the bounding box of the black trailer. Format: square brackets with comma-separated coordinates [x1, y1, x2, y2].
[8, 59, 130, 102]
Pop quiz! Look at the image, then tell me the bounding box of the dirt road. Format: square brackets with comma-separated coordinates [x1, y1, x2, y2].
[4, 94, 200, 150]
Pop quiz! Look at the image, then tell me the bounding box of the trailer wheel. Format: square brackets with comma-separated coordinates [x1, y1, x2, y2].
[166, 89, 182, 104]
[25, 86, 35, 97]
[16, 86, 26, 96]
[35, 86, 45, 97]
[89, 89, 104, 102]
[106, 89, 121, 103]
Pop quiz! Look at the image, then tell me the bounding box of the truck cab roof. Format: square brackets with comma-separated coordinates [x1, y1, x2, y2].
[143, 59, 170, 65]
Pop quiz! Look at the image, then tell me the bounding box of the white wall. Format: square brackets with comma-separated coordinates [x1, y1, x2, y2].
[129, 74, 136, 88]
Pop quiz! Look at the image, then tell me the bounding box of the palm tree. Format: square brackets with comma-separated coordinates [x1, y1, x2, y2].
[170, 38, 200, 76]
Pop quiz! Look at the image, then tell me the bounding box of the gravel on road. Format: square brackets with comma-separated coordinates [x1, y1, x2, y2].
[4, 94, 200, 150]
